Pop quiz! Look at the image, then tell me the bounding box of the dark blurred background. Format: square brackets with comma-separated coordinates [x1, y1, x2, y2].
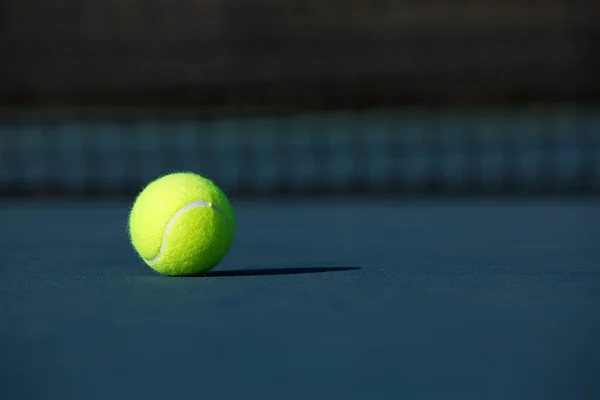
[0, 0, 599, 198]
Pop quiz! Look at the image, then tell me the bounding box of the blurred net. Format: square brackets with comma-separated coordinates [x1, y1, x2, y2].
[1, 108, 598, 197]
[0, 0, 599, 197]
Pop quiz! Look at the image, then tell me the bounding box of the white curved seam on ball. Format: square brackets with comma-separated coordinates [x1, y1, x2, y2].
[146, 200, 229, 265]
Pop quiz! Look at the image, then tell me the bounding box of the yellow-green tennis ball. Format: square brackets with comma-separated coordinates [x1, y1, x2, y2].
[128, 172, 235, 276]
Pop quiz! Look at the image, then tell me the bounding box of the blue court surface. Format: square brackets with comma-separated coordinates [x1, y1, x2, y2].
[1, 198, 599, 400]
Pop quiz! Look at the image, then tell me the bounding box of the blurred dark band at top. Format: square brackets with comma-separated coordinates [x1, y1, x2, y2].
[1, 0, 598, 109]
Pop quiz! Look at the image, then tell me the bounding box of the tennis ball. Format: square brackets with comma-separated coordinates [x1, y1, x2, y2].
[128, 172, 235, 276]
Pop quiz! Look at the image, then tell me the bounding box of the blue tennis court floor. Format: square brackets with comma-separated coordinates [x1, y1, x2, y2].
[1, 198, 599, 400]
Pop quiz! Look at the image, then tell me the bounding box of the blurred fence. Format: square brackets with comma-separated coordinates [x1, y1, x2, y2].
[1, 0, 599, 106]
[0, 1, 599, 198]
